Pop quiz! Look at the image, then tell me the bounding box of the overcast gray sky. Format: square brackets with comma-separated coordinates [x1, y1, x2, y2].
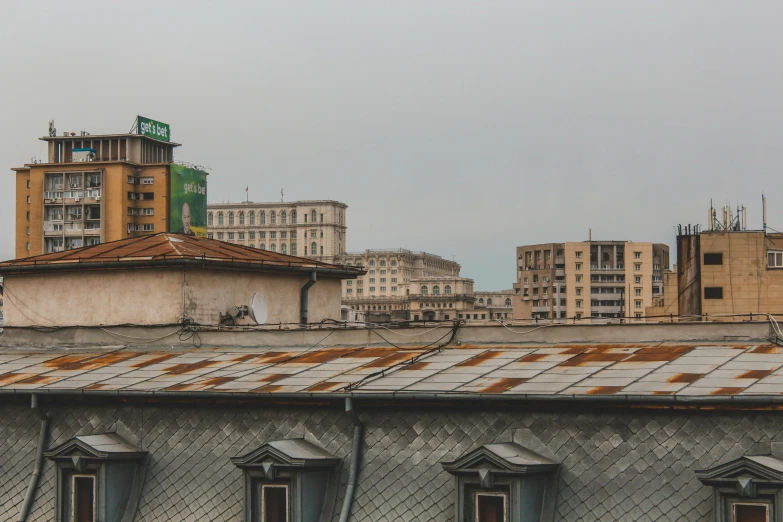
[2, 1, 782, 290]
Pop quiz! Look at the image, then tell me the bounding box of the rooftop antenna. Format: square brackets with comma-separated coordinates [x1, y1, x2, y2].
[763, 193, 768, 234]
[48, 120, 56, 137]
[281, 188, 284, 203]
[588, 228, 592, 241]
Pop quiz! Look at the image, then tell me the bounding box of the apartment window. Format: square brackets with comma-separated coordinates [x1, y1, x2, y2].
[635, 276, 641, 284]
[281, 231, 287, 239]
[260, 232, 266, 239]
[320, 213, 324, 223]
[391, 286, 397, 292]
[357, 289, 363, 294]
[369, 287, 375, 292]
[140, 192, 154, 200]
[281, 211, 287, 224]
[249, 232, 256, 240]
[575, 263, 582, 271]
[391, 278, 398, 283]
[249, 212, 255, 225]
[357, 280, 363, 285]
[208, 233, 214, 239]
[575, 275, 582, 283]
[576, 288, 582, 296]
[634, 263, 641, 271]
[575, 251, 582, 259]
[634, 252, 641, 259]
[705, 287, 723, 299]
[271, 244, 276, 252]
[311, 231, 317, 238]
[421, 286, 429, 295]
[321, 246, 323, 255]
[26, 179, 30, 188]
[635, 288, 641, 296]
[142, 224, 154, 232]
[229, 232, 235, 240]
[347, 280, 352, 285]
[260, 211, 266, 224]
[320, 231, 324, 238]
[635, 300, 642, 309]
[26, 211, 30, 220]
[380, 287, 386, 292]
[347, 288, 353, 294]
[270, 232, 277, 239]
[208, 213, 214, 226]
[239, 212, 245, 225]
[141, 177, 154, 185]
[391, 269, 397, 274]
[260, 243, 265, 250]
[311, 242, 317, 255]
[26, 242, 30, 251]
[270, 211, 277, 224]
[380, 278, 386, 283]
[576, 300, 582, 308]
[291, 211, 297, 224]
[369, 278, 375, 283]
[219, 213, 224, 225]
[281, 244, 287, 255]
[229, 212, 235, 225]
[291, 231, 296, 239]
[127, 176, 135, 184]
[218, 232, 224, 240]
[635, 313, 642, 319]
[768, 251, 783, 268]
[239, 232, 245, 240]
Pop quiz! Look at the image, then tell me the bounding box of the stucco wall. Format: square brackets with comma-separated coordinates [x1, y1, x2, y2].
[183, 268, 342, 325]
[2, 270, 183, 327]
[0, 399, 779, 522]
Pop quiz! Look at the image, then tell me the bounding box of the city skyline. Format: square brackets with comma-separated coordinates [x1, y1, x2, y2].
[3, 1, 783, 289]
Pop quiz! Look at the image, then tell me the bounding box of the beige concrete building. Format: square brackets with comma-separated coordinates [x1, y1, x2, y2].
[677, 229, 783, 318]
[513, 241, 670, 322]
[336, 249, 460, 320]
[408, 276, 475, 322]
[13, 128, 179, 257]
[0, 233, 362, 327]
[207, 200, 347, 263]
[474, 289, 515, 320]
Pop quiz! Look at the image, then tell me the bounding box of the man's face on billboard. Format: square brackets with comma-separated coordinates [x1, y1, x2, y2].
[182, 203, 191, 232]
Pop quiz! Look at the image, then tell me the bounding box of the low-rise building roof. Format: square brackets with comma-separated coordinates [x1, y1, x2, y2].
[0, 233, 363, 277]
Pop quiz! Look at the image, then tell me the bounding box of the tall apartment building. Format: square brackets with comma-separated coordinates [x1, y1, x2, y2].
[676, 204, 783, 318]
[206, 200, 347, 263]
[13, 125, 179, 257]
[335, 249, 461, 320]
[512, 241, 669, 322]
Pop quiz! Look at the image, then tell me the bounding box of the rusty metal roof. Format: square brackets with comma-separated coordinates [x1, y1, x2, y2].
[0, 233, 363, 276]
[3, 341, 783, 399]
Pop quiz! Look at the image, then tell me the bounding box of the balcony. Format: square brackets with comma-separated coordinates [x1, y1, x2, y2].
[64, 227, 83, 236]
[532, 305, 550, 313]
[555, 269, 565, 277]
[555, 256, 565, 264]
[84, 228, 101, 236]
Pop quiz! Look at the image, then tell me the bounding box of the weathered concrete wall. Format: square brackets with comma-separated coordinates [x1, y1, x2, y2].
[183, 268, 343, 325]
[2, 270, 183, 327]
[0, 399, 780, 521]
[677, 234, 702, 317]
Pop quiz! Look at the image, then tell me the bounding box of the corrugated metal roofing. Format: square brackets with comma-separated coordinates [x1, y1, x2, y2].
[0, 232, 361, 273]
[3, 341, 783, 397]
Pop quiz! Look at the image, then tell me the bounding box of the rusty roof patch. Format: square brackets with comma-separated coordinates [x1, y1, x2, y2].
[132, 353, 180, 368]
[16, 375, 60, 385]
[291, 349, 355, 364]
[456, 351, 502, 367]
[740, 369, 774, 380]
[81, 383, 107, 390]
[668, 373, 704, 384]
[165, 360, 219, 375]
[44, 355, 95, 368]
[254, 352, 296, 365]
[652, 391, 675, 395]
[258, 374, 289, 383]
[587, 386, 626, 395]
[232, 354, 262, 362]
[710, 387, 745, 395]
[341, 348, 398, 358]
[0, 373, 36, 386]
[481, 378, 528, 393]
[560, 353, 628, 366]
[58, 352, 141, 371]
[517, 353, 549, 363]
[306, 382, 346, 392]
[625, 345, 694, 362]
[752, 345, 781, 354]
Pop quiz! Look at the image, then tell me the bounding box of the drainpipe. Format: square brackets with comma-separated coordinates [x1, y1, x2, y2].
[17, 394, 49, 522]
[300, 270, 317, 324]
[338, 397, 363, 522]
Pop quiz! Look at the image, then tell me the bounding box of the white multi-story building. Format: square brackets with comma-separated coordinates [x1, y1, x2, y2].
[207, 200, 347, 263]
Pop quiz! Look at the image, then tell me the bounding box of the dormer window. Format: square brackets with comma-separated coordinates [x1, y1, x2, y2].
[441, 442, 558, 522]
[231, 438, 340, 522]
[697, 451, 783, 522]
[44, 433, 147, 522]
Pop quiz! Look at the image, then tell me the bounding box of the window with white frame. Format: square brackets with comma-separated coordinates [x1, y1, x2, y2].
[768, 251, 783, 268]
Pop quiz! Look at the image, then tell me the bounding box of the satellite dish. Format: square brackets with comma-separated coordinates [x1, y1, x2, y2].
[250, 293, 268, 325]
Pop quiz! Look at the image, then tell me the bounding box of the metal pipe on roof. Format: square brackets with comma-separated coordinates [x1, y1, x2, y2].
[300, 270, 317, 324]
[17, 394, 49, 522]
[338, 398, 363, 522]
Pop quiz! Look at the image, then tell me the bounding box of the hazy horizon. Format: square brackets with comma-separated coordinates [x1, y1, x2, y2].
[2, 1, 783, 290]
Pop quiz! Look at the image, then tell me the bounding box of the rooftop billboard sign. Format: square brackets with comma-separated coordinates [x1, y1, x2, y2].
[137, 116, 170, 142]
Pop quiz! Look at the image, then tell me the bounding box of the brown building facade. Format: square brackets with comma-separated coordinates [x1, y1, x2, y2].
[512, 241, 670, 322]
[14, 132, 179, 257]
[677, 229, 783, 318]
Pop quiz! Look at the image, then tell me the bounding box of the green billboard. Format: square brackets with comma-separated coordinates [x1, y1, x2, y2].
[170, 164, 207, 237]
[137, 115, 170, 142]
